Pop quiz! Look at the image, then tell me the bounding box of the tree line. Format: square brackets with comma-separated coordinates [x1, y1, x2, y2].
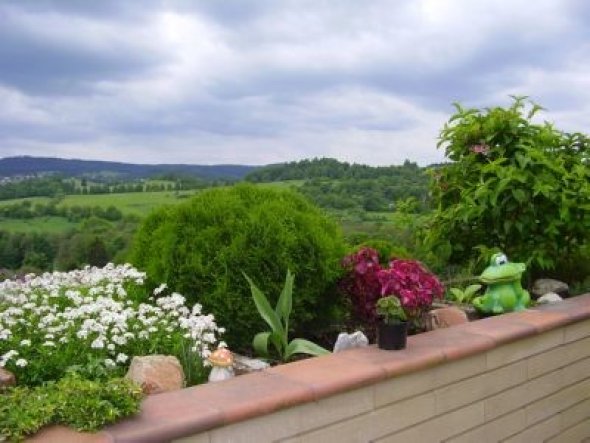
[0, 175, 221, 201]
[0, 217, 137, 277]
[0, 200, 124, 222]
[246, 158, 431, 212]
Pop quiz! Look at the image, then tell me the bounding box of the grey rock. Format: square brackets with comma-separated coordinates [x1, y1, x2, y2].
[333, 331, 369, 352]
[536, 292, 563, 305]
[209, 366, 235, 382]
[233, 353, 269, 376]
[532, 279, 569, 298]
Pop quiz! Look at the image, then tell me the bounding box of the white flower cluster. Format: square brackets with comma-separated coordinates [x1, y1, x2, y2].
[0, 263, 224, 375]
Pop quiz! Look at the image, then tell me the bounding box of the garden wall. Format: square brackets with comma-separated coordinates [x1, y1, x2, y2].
[35, 295, 590, 443]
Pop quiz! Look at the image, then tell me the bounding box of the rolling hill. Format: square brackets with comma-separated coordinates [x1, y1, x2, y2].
[0, 156, 259, 180]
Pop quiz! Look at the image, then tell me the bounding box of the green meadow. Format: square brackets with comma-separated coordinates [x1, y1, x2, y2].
[0, 216, 78, 234]
[0, 190, 200, 217]
[0, 181, 304, 215]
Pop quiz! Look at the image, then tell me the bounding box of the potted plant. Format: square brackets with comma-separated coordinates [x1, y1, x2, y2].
[375, 296, 408, 350]
[377, 259, 445, 332]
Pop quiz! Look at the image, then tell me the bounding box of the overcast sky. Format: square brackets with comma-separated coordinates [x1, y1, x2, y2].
[1, 0, 589, 166]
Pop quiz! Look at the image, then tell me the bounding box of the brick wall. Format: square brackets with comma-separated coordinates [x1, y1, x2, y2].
[48, 294, 590, 443]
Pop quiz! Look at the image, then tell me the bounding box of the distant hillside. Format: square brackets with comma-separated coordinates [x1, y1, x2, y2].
[0, 156, 258, 180]
[245, 157, 431, 212]
[245, 157, 427, 181]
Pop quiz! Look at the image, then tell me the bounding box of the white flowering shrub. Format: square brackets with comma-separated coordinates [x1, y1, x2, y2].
[0, 263, 224, 386]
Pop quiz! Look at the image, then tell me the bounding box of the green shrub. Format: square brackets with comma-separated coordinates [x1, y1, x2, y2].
[0, 373, 143, 442]
[426, 97, 590, 279]
[130, 184, 347, 349]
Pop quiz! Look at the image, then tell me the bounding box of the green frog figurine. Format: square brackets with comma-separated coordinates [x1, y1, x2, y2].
[472, 252, 530, 314]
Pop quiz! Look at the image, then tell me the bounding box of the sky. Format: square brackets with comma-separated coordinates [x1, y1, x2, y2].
[1, 0, 589, 166]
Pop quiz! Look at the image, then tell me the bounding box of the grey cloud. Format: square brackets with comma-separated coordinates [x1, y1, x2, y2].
[0, 0, 589, 165]
[1, 0, 150, 20]
[0, 3, 166, 95]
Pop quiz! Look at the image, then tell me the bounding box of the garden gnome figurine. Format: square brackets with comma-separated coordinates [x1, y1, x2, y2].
[208, 347, 235, 382]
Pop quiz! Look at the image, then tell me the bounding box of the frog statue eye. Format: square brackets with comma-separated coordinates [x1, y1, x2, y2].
[494, 253, 508, 266]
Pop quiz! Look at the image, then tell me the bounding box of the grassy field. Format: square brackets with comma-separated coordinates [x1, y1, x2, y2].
[0, 196, 49, 207]
[0, 181, 309, 233]
[255, 180, 305, 189]
[0, 216, 78, 233]
[0, 181, 303, 213]
[56, 191, 199, 216]
[0, 190, 200, 216]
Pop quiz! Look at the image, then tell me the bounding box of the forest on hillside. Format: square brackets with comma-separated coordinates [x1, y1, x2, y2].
[246, 158, 431, 212]
[0, 175, 218, 200]
[0, 156, 256, 179]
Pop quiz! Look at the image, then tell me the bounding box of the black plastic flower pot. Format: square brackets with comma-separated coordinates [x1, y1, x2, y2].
[377, 321, 408, 350]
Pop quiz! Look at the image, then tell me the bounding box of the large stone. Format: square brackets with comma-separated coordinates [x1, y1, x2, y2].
[536, 292, 563, 305]
[425, 307, 468, 331]
[333, 331, 369, 352]
[125, 355, 184, 395]
[0, 368, 15, 389]
[532, 279, 569, 298]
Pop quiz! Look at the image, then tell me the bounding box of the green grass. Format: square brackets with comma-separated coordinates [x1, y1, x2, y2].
[0, 216, 77, 233]
[255, 180, 305, 189]
[0, 190, 200, 217]
[57, 191, 199, 216]
[0, 196, 50, 207]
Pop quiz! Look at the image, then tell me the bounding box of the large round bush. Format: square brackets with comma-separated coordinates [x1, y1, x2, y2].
[130, 184, 347, 349]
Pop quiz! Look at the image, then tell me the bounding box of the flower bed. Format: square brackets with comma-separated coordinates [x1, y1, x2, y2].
[0, 264, 224, 440]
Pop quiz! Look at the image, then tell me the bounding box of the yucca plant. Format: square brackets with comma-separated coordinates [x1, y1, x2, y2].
[244, 270, 330, 362]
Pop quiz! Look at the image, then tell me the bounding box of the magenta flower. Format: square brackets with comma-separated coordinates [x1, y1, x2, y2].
[340, 247, 383, 326]
[470, 143, 490, 155]
[377, 259, 444, 318]
[341, 247, 445, 330]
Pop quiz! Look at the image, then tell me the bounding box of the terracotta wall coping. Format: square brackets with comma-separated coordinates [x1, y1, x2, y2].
[32, 294, 590, 443]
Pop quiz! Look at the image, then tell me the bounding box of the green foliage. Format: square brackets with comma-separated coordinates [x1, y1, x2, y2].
[130, 184, 347, 350]
[0, 216, 78, 235]
[426, 97, 590, 278]
[340, 211, 428, 266]
[447, 284, 482, 304]
[394, 196, 420, 214]
[375, 296, 407, 324]
[0, 219, 136, 273]
[0, 200, 123, 222]
[245, 270, 330, 361]
[245, 157, 430, 213]
[0, 176, 76, 201]
[0, 373, 143, 441]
